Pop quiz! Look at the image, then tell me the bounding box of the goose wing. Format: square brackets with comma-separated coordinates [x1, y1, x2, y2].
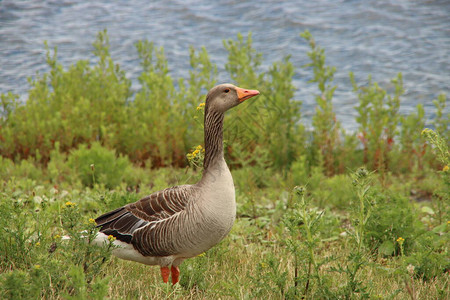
[95, 185, 194, 244]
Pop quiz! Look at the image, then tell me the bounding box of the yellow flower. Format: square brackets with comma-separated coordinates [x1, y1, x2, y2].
[396, 237, 405, 243]
[35, 242, 41, 247]
[443, 165, 449, 172]
[198, 252, 206, 257]
[196, 102, 205, 110]
[64, 201, 76, 208]
[259, 262, 268, 269]
[53, 234, 61, 240]
[34, 265, 41, 269]
[193, 149, 200, 156]
[89, 218, 96, 224]
[107, 235, 116, 242]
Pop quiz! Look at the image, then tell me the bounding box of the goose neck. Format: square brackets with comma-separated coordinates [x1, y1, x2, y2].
[203, 110, 225, 171]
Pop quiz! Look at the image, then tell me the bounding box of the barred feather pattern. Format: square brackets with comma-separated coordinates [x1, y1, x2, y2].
[203, 110, 224, 170]
[95, 185, 195, 252]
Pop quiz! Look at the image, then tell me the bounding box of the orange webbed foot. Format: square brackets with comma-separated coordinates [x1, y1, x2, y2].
[171, 265, 180, 285]
[160, 266, 170, 283]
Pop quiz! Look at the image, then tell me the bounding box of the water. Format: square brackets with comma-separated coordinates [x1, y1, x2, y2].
[1, 0, 449, 130]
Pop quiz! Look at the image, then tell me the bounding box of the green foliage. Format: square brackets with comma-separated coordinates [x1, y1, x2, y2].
[179, 253, 209, 291]
[224, 32, 263, 87]
[432, 93, 449, 141]
[0, 186, 115, 299]
[347, 168, 424, 256]
[311, 173, 355, 210]
[365, 191, 422, 256]
[47, 142, 72, 184]
[123, 40, 183, 166]
[249, 252, 288, 298]
[422, 129, 449, 224]
[397, 104, 427, 172]
[223, 32, 303, 171]
[0, 163, 448, 298]
[67, 142, 132, 188]
[349, 167, 375, 252]
[282, 186, 328, 298]
[422, 128, 449, 166]
[263, 56, 303, 170]
[0, 30, 131, 163]
[301, 30, 348, 175]
[351, 72, 404, 173]
[329, 252, 370, 299]
[0, 30, 446, 175]
[405, 251, 449, 282]
[0, 156, 43, 181]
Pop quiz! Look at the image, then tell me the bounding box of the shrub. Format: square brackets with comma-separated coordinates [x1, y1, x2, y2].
[422, 128, 449, 225]
[224, 32, 304, 171]
[0, 30, 131, 164]
[118, 40, 186, 166]
[432, 93, 449, 141]
[405, 233, 450, 281]
[312, 174, 355, 210]
[67, 142, 132, 188]
[301, 30, 343, 176]
[364, 190, 422, 256]
[0, 156, 43, 182]
[350, 72, 403, 173]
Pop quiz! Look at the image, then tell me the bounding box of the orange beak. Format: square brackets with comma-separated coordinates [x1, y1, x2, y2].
[236, 87, 260, 102]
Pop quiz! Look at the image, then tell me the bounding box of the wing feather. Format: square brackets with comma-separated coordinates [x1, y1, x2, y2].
[95, 185, 194, 252]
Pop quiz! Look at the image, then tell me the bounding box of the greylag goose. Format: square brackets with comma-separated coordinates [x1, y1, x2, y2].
[94, 84, 260, 284]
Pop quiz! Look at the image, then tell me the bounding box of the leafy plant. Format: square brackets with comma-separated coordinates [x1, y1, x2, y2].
[249, 252, 288, 298]
[432, 94, 449, 141]
[282, 186, 329, 298]
[351, 72, 404, 173]
[301, 30, 345, 175]
[398, 104, 427, 172]
[67, 142, 132, 188]
[224, 32, 304, 171]
[422, 128, 449, 225]
[0, 188, 115, 299]
[349, 167, 375, 253]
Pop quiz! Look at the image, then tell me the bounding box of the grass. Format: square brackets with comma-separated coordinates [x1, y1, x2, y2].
[0, 162, 448, 299]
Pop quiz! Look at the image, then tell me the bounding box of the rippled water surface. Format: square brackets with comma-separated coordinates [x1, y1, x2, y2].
[1, 0, 449, 129]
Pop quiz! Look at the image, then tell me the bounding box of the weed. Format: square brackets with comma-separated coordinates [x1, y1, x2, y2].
[301, 30, 344, 176]
[422, 128, 449, 225]
[67, 142, 132, 188]
[249, 251, 288, 298]
[398, 104, 427, 173]
[349, 167, 374, 252]
[351, 72, 404, 173]
[282, 186, 329, 298]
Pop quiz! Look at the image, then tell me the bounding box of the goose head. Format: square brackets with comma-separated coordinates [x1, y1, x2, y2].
[205, 84, 260, 113]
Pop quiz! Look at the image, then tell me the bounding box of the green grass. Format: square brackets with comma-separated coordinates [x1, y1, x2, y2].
[0, 161, 448, 299]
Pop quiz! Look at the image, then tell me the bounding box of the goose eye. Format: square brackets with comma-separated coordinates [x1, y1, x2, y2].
[224, 89, 230, 93]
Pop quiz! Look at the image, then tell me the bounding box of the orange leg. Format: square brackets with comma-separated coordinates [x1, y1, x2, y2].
[171, 265, 180, 285]
[160, 266, 170, 283]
